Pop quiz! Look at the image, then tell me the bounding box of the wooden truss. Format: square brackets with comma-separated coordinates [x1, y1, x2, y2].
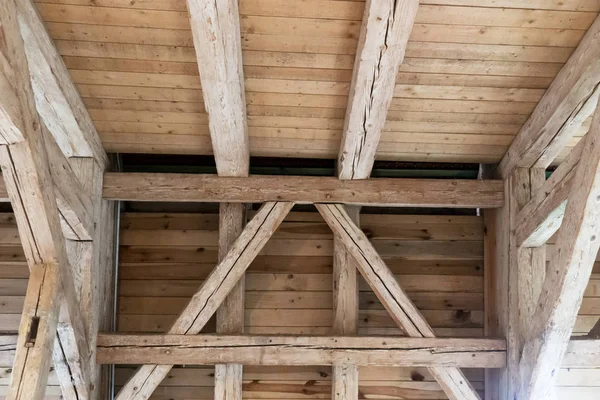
[2, 0, 600, 400]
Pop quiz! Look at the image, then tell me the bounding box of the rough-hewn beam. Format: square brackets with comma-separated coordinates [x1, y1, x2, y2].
[215, 203, 246, 400]
[187, 0, 248, 177]
[516, 140, 583, 247]
[43, 127, 93, 241]
[115, 202, 293, 400]
[0, 136, 96, 241]
[0, 1, 90, 398]
[316, 203, 481, 400]
[96, 335, 506, 368]
[332, 207, 359, 400]
[498, 15, 600, 178]
[103, 173, 504, 208]
[15, 0, 107, 165]
[517, 100, 600, 399]
[338, 0, 419, 179]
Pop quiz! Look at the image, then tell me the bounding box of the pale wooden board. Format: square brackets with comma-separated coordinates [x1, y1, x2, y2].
[25, 0, 598, 162]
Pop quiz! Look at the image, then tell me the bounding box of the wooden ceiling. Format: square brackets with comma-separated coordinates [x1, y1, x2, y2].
[35, 0, 599, 164]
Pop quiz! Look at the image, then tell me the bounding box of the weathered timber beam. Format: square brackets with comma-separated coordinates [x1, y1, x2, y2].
[187, 0, 248, 177]
[96, 334, 506, 368]
[317, 203, 481, 400]
[114, 202, 293, 400]
[517, 89, 600, 399]
[0, 2, 91, 399]
[15, 0, 107, 165]
[215, 203, 246, 400]
[102, 173, 504, 208]
[498, 14, 600, 178]
[337, 0, 418, 180]
[43, 126, 93, 241]
[516, 140, 582, 247]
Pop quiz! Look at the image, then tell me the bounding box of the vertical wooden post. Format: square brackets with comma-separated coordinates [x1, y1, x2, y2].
[215, 203, 246, 400]
[332, 206, 360, 400]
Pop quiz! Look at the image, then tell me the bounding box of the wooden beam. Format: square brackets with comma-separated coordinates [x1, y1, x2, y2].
[43, 127, 93, 241]
[102, 173, 505, 208]
[114, 202, 293, 400]
[186, 0, 248, 177]
[0, 1, 90, 398]
[0, 130, 95, 240]
[517, 98, 600, 399]
[215, 203, 246, 400]
[96, 334, 506, 368]
[497, 15, 600, 178]
[516, 140, 583, 247]
[316, 203, 481, 400]
[332, 206, 359, 400]
[337, 0, 418, 180]
[15, 0, 107, 165]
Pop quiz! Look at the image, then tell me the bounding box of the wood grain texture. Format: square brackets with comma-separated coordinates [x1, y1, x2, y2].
[102, 173, 505, 209]
[114, 202, 293, 400]
[516, 140, 583, 247]
[517, 98, 600, 399]
[316, 204, 481, 400]
[96, 334, 506, 368]
[0, 2, 91, 398]
[215, 203, 246, 400]
[16, 0, 107, 165]
[332, 206, 359, 400]
[337, 0, 419, 179]
[498, 14, 600, 177]
[186, 0, 248, 176]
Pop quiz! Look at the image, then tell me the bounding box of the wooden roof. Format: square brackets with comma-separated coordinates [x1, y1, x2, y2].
[35, 0, 599, 164]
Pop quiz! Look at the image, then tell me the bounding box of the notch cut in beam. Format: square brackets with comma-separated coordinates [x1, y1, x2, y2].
[102, 173, 504, 208]
[516, 140, 582, 247]
[338, 0, 419, 180]
[96, 334, 506, 368]
[497, 15, 600, 178]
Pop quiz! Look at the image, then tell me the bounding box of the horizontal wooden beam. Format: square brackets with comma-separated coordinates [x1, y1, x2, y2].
[102, 173, 504, 208]
[96, 334, 506, 368]
[515, 141, 582, 247]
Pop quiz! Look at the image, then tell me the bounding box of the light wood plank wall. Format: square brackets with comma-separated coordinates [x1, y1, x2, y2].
[29, 0, 600, 164]
[1, 211, 599, 398]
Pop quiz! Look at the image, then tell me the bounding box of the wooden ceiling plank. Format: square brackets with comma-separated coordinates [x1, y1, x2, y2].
[15, 0, 107, 165]
[517, 97, 600, 399]
[316, 203, 481, 400]
[0, 1, 91, 398]
[187, 0, 248, 177]
[114, 202, 293, 400]
[337, 0, 418, 180]
[498, 15, 600, 178]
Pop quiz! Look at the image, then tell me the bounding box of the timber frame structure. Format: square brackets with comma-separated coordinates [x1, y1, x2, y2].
[0, 1, 599, 400]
